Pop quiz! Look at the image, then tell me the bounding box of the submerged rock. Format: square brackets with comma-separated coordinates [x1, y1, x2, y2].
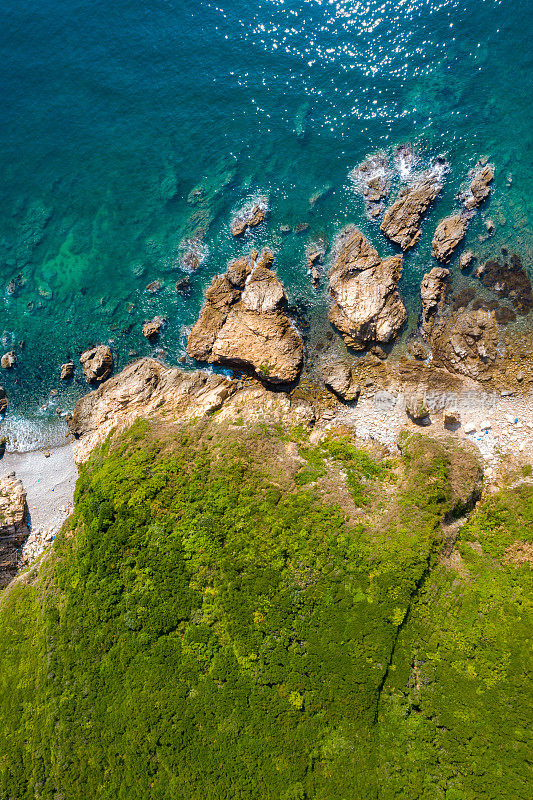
[80, 345, 113, 383]
[380, 162, 446, 250]
[350, 153, 390, 217]
[328, 227, 407, 350]
[421, 266, 450, 335]
[0, 473, 28, 588]
[187, 250, 303, 384]
[432, 213, 470, 263]
[230, 203, 266, 237]
[476, 254, 533, 315]
[459, 162, 494, 210]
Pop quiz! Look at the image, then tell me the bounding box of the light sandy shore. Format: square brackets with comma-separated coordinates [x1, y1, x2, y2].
[0, 443, 78, 563]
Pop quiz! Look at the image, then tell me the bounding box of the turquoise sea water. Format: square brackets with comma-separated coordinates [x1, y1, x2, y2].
[0, 0, 532, 448]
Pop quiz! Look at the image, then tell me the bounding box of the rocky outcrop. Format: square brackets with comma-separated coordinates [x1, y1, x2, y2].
[321, 362, 360, 402]
[406, 396, 429, 422]
[0, 473, 28, 588]
[80, 345, 113, 383]
[380, 163, 446, 249]
[1, 351, 16, 370]
[230, 203, 266, 236]
[432, 213, 469, 262]
[459, 162, 494, 210]
[142, 317, 166, 341]
[67, 358, 315, 464]
[0, 386, 8, 414]
[430, 309, 500, 381]
[460, 250, 475, 270]
[328, 227, 407, 350]
[421, 266, 450, 335]
[186, 250, 303, 384]
[60, 362, 75, 380]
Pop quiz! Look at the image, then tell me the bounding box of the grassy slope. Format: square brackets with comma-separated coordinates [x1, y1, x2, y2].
[0, 418, 530, 799]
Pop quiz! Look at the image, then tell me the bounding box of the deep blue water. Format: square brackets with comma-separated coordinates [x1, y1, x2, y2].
[0, 0, 531, 448]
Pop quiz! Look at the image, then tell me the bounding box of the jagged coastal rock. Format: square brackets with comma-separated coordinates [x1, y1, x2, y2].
[380, 163, 446, 249]
[1, 351, 17, 370]
[328, 227, 407, 350]
[459, 162, 494, 209]
[430, 308, 499, 381]
[142, 316, 166, 341]
[80, 345, 113, 383]
[186, 250, 303, 384]
[0, 387, 7, 414]
[230, 203, 266, 236]
[421, 266, 450, 335]
[321, 361, 360, 402]
[350, 153, 390, 217]
[0, 473, 28, 588]
[67, 357, 315, 464]
[432, 213, 470, 262]
[460, 249, 475, 270]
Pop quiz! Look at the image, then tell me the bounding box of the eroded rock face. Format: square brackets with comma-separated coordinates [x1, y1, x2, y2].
[430, 309, 500, 381]
[321, 362, 360, 402]
[432, 214, 469, 263]
[230, 203, 266, 236]
[421, 266, 450, 335]
[380, 164, 446, 250]
[80, 345, 113, 383]
[67, 358, 315, 464]
[187, 250, 303, 384]
[459, 163, 494, 210]
[328, 227, 407, 350]
[0, 473, 28, 588]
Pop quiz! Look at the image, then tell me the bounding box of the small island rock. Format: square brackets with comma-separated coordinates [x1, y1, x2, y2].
[432, 213, 469, 263]
[60, 362, 75, 380]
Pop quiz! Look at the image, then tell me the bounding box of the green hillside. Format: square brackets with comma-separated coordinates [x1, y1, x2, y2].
[0, 418, 531, 799]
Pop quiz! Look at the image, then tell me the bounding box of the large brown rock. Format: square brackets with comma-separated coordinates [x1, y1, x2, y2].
[321, 362, 360, 402]
[80, 345, 113, 383]
[328, 227, 407, 350]
[459, 163, 494, 210]
[432, 213, 469, 262]
[0, 473, 28, 588]
[380, 165, 445, 249]
[421, 266, 450, 335]
[186, 250, 303, 384]
[430, 308, 500, 381]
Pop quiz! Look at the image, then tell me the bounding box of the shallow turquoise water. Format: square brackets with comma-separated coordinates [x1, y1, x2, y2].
[0, 0, 531, 447]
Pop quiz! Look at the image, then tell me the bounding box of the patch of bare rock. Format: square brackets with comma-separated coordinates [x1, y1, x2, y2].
[328, 227, 406, 350]
[380, 160, 446, 249]
[0, 473, 28, 588]
[321, 361, 360, 402]
[80, 345, 113, 383]
[430, 309, 500, 381]
[186, 249, 303, 384]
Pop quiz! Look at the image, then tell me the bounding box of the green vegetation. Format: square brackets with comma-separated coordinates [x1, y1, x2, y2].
[0, 420, 530, 799]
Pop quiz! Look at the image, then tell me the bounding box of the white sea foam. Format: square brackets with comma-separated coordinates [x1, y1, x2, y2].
[0, 413, 69, 453]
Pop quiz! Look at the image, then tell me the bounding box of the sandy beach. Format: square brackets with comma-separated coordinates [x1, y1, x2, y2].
[0, 443, 78, 563]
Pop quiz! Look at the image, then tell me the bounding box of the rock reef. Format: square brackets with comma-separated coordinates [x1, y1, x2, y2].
[186, 250, 303, 384]
[230, 203, 266, 236]
[328, 227, 407, 350]
[380, 163, 446, 249]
